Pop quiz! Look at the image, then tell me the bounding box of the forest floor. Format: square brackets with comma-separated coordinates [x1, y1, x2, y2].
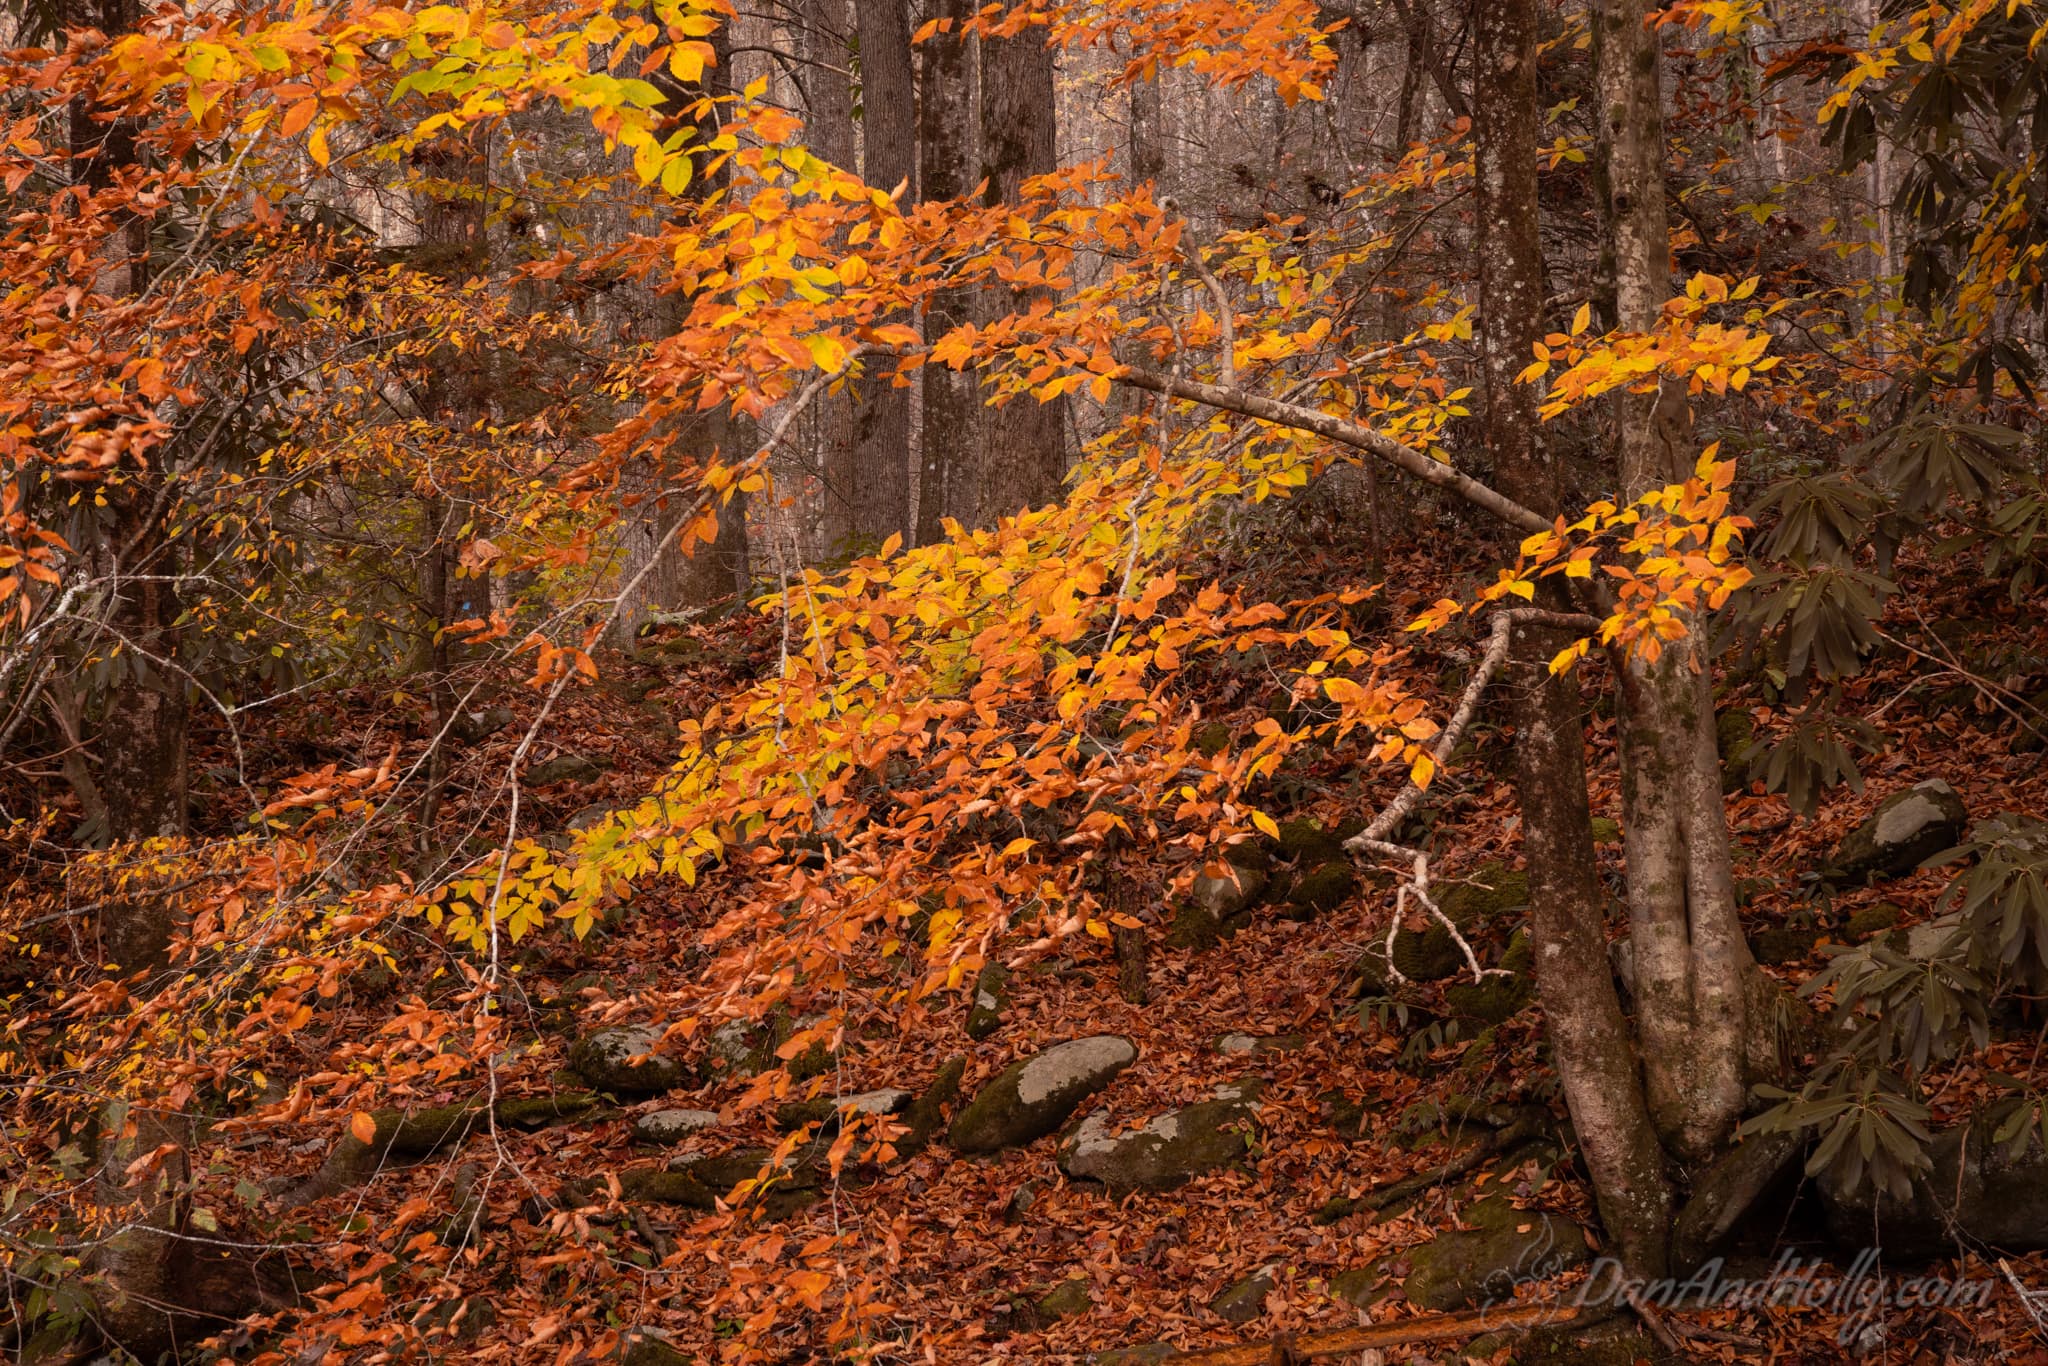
[18, 517, 2048, 1365]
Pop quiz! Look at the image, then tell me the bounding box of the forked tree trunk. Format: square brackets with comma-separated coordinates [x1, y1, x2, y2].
[1471, 0, 1674, 1277]
[913, 0, 979, 543]
[1592, 0, 1751, 1162]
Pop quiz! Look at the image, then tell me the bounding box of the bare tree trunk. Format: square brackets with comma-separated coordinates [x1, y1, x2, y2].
[1473, 0, 1674, 1277]
[1593, 0, 1749, 1162]
[848, 0, 915, 549]
[973, 20, 1065, 525]
[914, 0, 979, 543]
[802, 0, 864, 555]
[1129, 66, 1164, 188]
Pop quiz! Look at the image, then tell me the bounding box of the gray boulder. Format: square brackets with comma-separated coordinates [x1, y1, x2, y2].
[527, 753, 609, 785]
[1820, 780, 1968, 885]
[1058, 1082, 1259, 1190]
[1169, 862, 1266, 948]
[569, 1026, 686, 1095]
[948, 1036, 1138, 1153]
[1209, 1264, 1279, 1324]
[774, 1088, 910, 1132]
[965, 963, 1010, 1041]
[632, 1108, 721, 1144]
[1818, 1103, 2048, 1259]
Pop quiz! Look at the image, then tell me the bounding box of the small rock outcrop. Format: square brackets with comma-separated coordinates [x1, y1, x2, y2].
[568, 1026, 687, 1095]
[948, 1037, 1138, 1153]
[632, 1108, 721, 1145]
[1058, 1081, 1259, 1190]
[965, 963, 1010, 1041]
[774, 1088, 910, 1132]
[1169, 861, 1266, 948]
[1818, 1103, 2048, 1258]
[1819, 780, 1968, 885]
[1209, 1264, 1279, 1324]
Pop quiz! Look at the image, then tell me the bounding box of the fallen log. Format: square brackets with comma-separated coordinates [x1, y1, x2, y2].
[1159, 1301, 1594, 1364]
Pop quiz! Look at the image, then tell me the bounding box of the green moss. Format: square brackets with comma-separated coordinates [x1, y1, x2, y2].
[1035, 1278, 1092, 1322]
[1285, 861, 1357, 917]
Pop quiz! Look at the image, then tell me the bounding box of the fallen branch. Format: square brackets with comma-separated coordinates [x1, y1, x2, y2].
[1159, 1300, 1595, 1364]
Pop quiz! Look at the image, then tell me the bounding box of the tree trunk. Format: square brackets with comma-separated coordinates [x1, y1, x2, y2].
[1592, 0, 1750, 1162]
[848, 0, 914, 549]
[1472, 0, 1674, 1277]
[914, 0, 979, 543]
[802, 0, 865, 556]
[973, 19, 1065, 526]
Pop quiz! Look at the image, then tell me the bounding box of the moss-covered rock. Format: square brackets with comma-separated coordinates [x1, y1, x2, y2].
[949, 1037, 1138, 1153]
[1168, 862, 1267, 948]
[965, 963, 1010, 1041]
[570, 1026, 687, 1095]
[1588, 816, 1622, 845]
[1284, 861, 1356, 918]
[1328, 1263, 1388, 1309]
[1400, 1199, 1590, 1310]
[1435, 861, 1529, 924]
[1208, 1265, 1278, 1324]
[1058, 1082, 1259, 1190]
[621, 1328, 693, 1366]
[1752, 925, 1821, 965]
[774, 1088, 910, 1133]
[1717, 708, 1756, 792]
[1275, 818, 1354, 865]
[1444, 931, 1533, 1025]
[1846, 901, 1904, 941]
[1818, 780, 1969, 885]
[528, 753, 610, 785]
[896, 1054, 966, 1157]
[1035, 1278, 1093, 1322]
[494, 1092, 598, 1130]
[1192, 721, 1232, 757]
[632, 1108, 720, 1145]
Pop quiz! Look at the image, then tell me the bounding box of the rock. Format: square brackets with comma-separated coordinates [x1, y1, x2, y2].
[1435, 861, 1529, 924]
[566, 802, 614, 832]
[948, 1036, 1138, 1153]
[683, 1148, 824, 1216]
[897, 1055, 966, 1157]
[569, 1026, 687, 1095]
[1752, 925, 1821, 965]
[1059, 1081, 1259, 1190]
[1400, 1199, 1591, 1310]
[1845, 901, 1903, 940]
[1283, 861, 1356, 918]
[1818, 1102, 2048, 1259]
[1209, 1265, 1278, 1324]
[1169, 863, 1267, 948]
[493, 1092, 598, 1129]
[1276, 818, 1356, 865]
[528, 753, 609, 785]
[1819, 780, 1969, 885]
[1588, 816, 1623, 845]
[1329, 1263, 1388, 1309]
[632, 1109, 721, 1145]
[1672, 1130, 1804, 1271]
[1717, 708, 1756, 792]
[1444, 930, 1534, 1025]
[1035, 1278, 1093, 1322]
[454, 705, 515, 742]
[1215, 1033, 1306, 1057]
[1192, 721, 1232, 757]
[965, 963, 1010, 1041]
[774, 1089, 910, 1132]
[621, 1328, 692, 1366]
[1311, 1195, 1356, 1225]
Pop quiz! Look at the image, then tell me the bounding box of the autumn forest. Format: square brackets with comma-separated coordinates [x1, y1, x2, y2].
[4, 0, 2048, 1361]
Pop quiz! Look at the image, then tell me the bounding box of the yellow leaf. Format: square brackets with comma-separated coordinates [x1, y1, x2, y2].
[1571, 301, 1591, 336]
[1410, 752, 1437, 788]
[1251, 811, 1279, 838]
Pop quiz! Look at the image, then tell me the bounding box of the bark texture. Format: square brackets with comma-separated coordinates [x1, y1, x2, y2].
[802, 0, 864, 555]
[1473, 0, 1674, 1277]
[973, 21, 1065, 525]
[913, 0, 979, 542]
[849, 0, 915, 548]
[1593, 0, 1750, 1160]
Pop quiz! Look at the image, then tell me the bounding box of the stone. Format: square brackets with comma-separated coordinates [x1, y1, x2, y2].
[621, 1328, 692, 1366]
[1671, 1131, 1804, 1271]
[454, 705, 515, 742]
[1845, 901, 1904, 940]
[1059, 1081, 1259, 1190]
[1434, 861, 1530, 925]
[1819, 780, 1969, 885]
[1329, 1264, 1388, 1309]
[1717, 708, 1756, 792]
[1214, 1033, 1306, 1057]
[1752, 925, 1821, 965]
[632, 1109, 721, 1144]
[1276, 818, 1350, 865]
[897, 1055, 966, 1157]
[568, 1026, 687, 1095]
[1588, 816, 1623, 845]
[1818, 1102, 2048, 1259]
[774, 1089, 910, 1132]
[1400, 1199, 1591, 1310]
[1035, 1278, 1093, 1322]
[965, 963, 1010, 1041]
[1444, 932, 1534, 1025]
[528, 753, 609, 785]
[1169, 863, 1267, 948]
[1283, 861, 1356, 918]
[948, 1036, 1138, 1153]
[1209, 1265, 1279, 1324]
